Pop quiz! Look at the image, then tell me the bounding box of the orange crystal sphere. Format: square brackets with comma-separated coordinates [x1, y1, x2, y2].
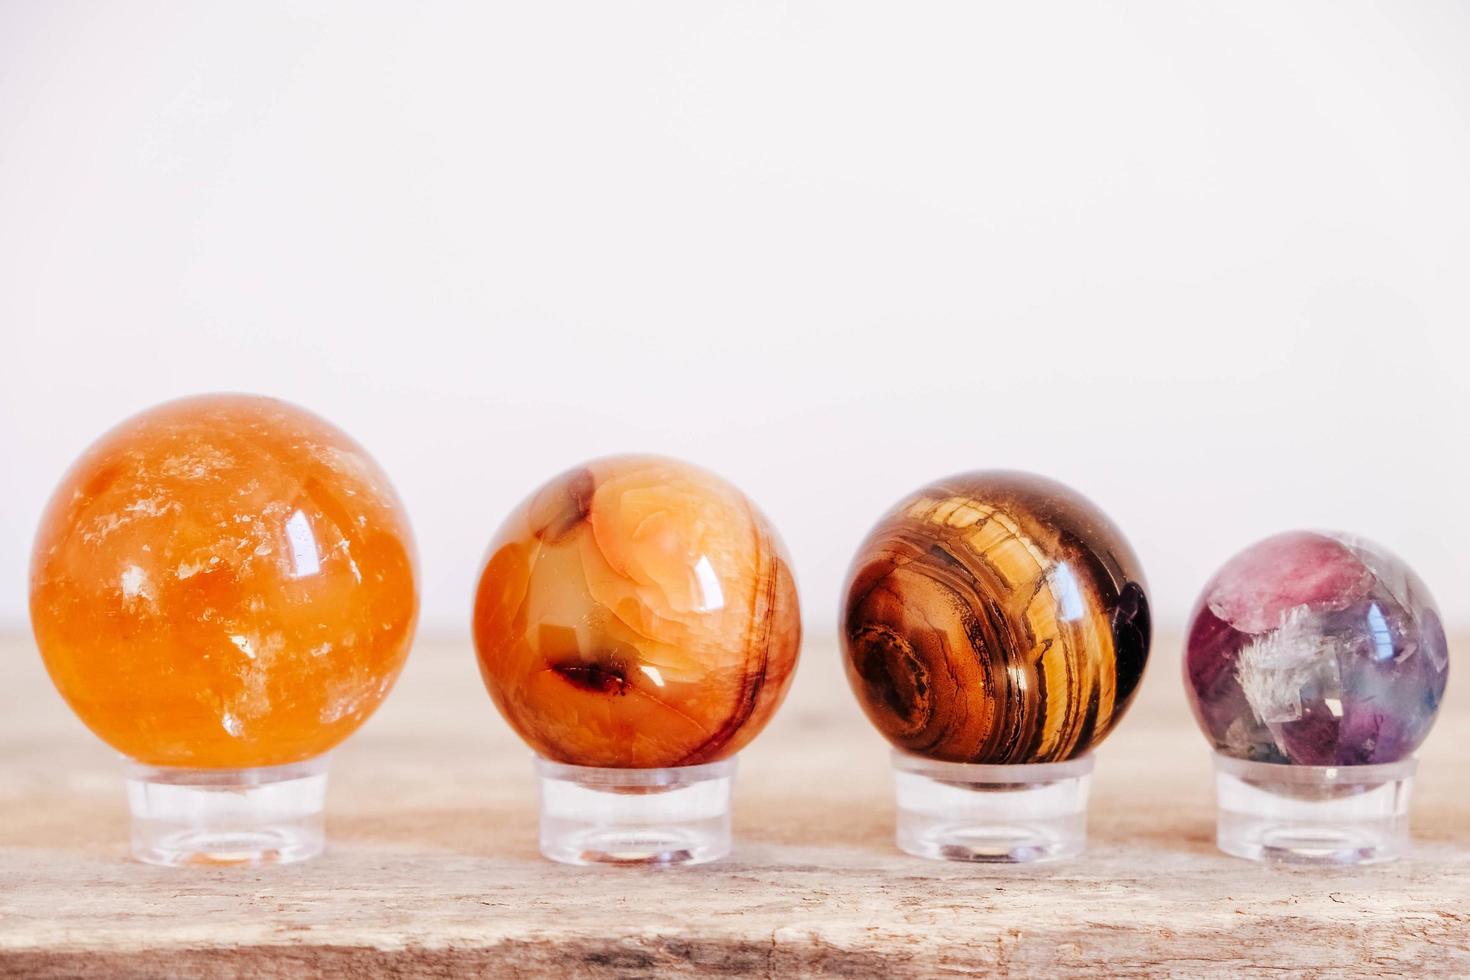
[473, 455, 801, 768]
[29, 394, 419, 768]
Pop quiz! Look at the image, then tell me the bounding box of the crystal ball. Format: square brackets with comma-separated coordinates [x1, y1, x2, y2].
[841, 471, 1150, 764]
[1184, 531, 1447, 766]
[473, 455, 801, 769]
[29, 394, 419, 768]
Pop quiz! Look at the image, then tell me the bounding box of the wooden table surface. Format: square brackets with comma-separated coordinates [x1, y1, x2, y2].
[2, 631, 1468, 978]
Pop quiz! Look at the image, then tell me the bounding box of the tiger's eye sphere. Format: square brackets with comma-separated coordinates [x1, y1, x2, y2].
[29, 394, 419, 769]
[473, 455, 801, 769]
[1184, 531, 1447, 766]
[841, 471, 1150, 764]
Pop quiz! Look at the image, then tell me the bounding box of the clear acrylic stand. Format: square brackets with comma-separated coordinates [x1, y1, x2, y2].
[1214, 753, 1414, 865]
[125, 756, 329, 867]
[892, 750, 1093, 863]
[535, 756, 736, 866]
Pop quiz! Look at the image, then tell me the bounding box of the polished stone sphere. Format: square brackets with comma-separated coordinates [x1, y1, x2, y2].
[1184, 531, 1447, 766]
[841, 471, 1150, 764]
[473, 455, 801, 769]
[30, 394, 419, 768]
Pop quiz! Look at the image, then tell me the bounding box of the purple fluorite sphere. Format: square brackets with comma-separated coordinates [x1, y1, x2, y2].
[1184, 531, 1447, 766]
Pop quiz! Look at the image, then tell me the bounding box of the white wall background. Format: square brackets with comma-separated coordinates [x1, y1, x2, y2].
[2, 1, 1468, 636]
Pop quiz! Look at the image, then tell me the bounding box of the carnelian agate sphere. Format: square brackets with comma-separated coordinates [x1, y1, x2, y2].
[473, 455, 801, 769]
[30, 394, 419, 769]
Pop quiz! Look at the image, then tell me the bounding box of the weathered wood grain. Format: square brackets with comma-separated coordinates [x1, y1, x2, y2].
[2, 633, 1468, 978]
